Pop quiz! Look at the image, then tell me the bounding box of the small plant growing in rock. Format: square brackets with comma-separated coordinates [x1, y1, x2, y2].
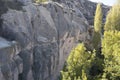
[35, 0, 47, 3]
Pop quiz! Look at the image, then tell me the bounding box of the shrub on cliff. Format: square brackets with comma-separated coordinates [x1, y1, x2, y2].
[35, 0, 47, 3]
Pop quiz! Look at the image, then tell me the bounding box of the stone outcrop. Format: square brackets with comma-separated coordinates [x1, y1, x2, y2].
[60, 0, 110, 25]
[0, 0, 109, 80]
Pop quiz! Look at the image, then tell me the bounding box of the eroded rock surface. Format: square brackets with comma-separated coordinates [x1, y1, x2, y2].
[0, 0, 109, 80]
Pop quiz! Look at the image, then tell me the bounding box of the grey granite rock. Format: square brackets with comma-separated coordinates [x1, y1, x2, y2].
[0, 0, 109, 80]
[60, 0, 110, 25]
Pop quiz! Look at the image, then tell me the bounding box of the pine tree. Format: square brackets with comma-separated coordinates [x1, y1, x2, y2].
[94, 3, 103, 33]
[92, 32, 101, 50]
[102, 1, 120, 79]
[66, 43, 92, 78]
[104, 3, 120, 31]
[60, 43, 95, 80]
[60, 1, 120, 80]
[92, 3, 103, 50]
[102, 31, 120, 79]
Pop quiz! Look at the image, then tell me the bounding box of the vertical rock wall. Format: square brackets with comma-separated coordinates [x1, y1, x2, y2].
[0, 0, 109, 80]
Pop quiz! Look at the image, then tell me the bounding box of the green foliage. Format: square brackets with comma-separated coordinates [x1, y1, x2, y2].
[92, 3, 103, 50]
[82, 70, 87, 80]
[61, 30, 120, 80]
[104, 4, 120, 31]
[35, 0, 47, 3]
[94, 3, 103, 33]
[92, 32, 101, 50]
[102, 31, 120, 79]
[99, 1, 120, 79]
[60, 1, 120, 80]
[66, 43, 94, 79]
[89, 56, 104, 80]
[60, 43, 96, 80]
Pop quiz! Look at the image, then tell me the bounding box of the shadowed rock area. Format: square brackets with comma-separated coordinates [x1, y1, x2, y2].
[0, 0, 109, 80]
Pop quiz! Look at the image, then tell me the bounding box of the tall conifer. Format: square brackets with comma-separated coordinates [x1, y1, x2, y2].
[92, 3, 103, 50]
[94, 3, 103, 33]
[104, 3, 120, 31]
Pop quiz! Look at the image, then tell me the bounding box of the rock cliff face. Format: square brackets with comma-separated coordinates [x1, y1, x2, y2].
[60, 0, 109, 25]
[0, 0, 109, 80]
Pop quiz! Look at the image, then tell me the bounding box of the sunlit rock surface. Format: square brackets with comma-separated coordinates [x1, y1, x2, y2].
[0, 0, 109, 80]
